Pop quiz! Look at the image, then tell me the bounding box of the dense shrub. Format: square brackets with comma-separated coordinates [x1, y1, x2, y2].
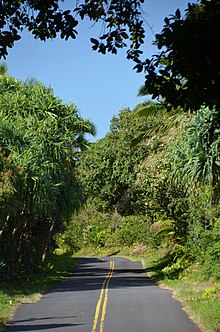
[115, 215, 152, 247]
[55, 206, 122, 253]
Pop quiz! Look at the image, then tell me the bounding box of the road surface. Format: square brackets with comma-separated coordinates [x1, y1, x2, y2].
[5, 257, 201, 332]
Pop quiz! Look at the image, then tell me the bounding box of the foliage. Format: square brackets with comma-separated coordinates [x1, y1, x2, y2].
[115, 215, 151, 247]
[171, 107, 220, 196]
[188, 216, 220, 279]
[2, 0, 220, 119]
[0, 74, 94, 279]
[56, 206, 153, 253]
[204, 241, 220, 279]
[143, 0, 220, 112]
[60, 102, 190, 257]
[0, 62, 7, 76]
[133, 102, 191, 243]
[0, 0, 145, 63]
[55, 206, 122, 253]
[71, 101, 191, 254]
[77, 108, 148, 215]
[0, 148, 17, 208]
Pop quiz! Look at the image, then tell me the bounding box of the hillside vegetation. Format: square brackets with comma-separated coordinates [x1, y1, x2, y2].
[57, 103, 220, 281]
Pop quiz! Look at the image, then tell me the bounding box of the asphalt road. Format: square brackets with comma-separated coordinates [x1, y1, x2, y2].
[5, 257, 201, 332]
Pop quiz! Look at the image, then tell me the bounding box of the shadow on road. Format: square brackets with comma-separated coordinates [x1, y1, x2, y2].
[4, 257, 201, 332]
[5, 323, 82, 331]
[42, 257, 156, 296]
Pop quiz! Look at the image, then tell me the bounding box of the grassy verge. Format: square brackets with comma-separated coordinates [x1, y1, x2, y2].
[126, 247, 220, 332]
[145, 262, 220, 332]
[0, 254, 77, 332]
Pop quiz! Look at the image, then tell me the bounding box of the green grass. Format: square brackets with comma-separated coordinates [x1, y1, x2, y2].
[140, 249, 220, 332]
[159, 275, 220, 332]
[0, 254, 77, 332]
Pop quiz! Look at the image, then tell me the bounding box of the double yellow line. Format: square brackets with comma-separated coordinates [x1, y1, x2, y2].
[91, 260, 114, 332]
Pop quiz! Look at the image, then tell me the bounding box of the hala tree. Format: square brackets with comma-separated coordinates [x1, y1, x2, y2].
[0, 74, 95, 278]
[171, 106, 220, 195]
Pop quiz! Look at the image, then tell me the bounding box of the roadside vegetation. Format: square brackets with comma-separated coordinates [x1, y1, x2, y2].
[141, 248, 220, 332]
[1, 1, 220, 332]
[0, 253, 77, 332]
[1, 66, 220, 332]
[0, 69, 95, 280]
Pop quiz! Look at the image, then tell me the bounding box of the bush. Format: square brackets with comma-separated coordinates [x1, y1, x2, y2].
[187, 216, 220, 279]
[204, 242, 220, 279]
[115, 215, 151, 247]
[55, 206, 122, 253]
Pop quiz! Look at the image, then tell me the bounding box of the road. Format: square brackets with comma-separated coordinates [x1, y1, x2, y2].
[5, 257, 201, 332]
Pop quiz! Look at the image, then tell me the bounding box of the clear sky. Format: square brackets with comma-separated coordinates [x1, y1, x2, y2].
[5, 0, 197, 141]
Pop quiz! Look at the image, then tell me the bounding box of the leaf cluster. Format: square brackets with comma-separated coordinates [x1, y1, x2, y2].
[143, 0, 220, 112]
[171, 106, 220, 195]
[0, 0, 145, 62]
[0, 1, 78, 58]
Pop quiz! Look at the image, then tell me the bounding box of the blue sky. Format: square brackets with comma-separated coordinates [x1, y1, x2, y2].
[5, 0, 197, 141]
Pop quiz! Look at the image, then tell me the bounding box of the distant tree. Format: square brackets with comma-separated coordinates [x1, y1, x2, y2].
[0, 0, 145, 63]
[77, 108, 148, 215]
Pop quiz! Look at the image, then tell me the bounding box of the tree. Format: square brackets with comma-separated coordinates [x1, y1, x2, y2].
[171, 106, 220, 195]
[77, 108, 148, 215]
[0, 0, 145, 62]
[142, 0, 220, 112]
[2, 0, 220, 116]
[0, 74, 95, 278]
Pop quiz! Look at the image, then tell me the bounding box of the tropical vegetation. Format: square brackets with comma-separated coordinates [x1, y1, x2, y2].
[1, 1, 220, 331]
[0, 69, 95, 279]
[59, 101, 220, 282]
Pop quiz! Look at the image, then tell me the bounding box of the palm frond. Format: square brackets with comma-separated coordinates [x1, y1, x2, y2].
[137, 85, 149, 97]
[0, 62, 8, 76]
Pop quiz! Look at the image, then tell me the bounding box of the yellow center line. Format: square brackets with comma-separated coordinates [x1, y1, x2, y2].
[100, 260, 114, 332]
[91, 260, 114, 332]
